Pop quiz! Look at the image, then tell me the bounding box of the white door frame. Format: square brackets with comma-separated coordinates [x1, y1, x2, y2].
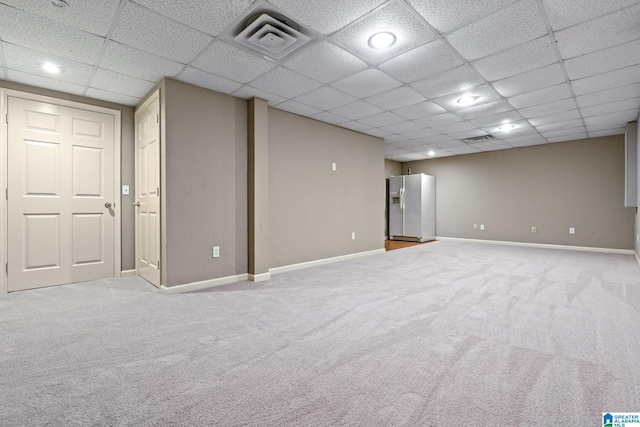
[0, 88, 122, 294]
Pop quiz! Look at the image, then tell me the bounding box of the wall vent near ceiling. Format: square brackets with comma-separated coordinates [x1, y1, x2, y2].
[462, 134, 494, 142]
[220, 0, 321, 63]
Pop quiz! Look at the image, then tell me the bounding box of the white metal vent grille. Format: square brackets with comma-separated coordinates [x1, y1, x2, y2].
[462, 134, 494, 142]
[221, 1, 321, 63]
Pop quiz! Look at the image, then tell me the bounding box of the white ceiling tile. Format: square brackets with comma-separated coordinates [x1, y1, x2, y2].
[576, 83, 640, 108]
[546, 133, 588, 143]
[330, 69, 402, 98]
[91, 69, 156, 98]
[393, 101, 447, 120]
[249, 67, 323, 98]
[588, 128, 626, 138]
[231, 86, 287, 105]
[310, 111, 349, 124]
[407, 0, 516, 34]
[486, 121, 536, 136]
[572, 64, 640, 96]
[564, 39, 640, 81]
[379, 120, 424, 134]
[519, 98, 578, 119]
[509, 139, 548, 147]
[584, 109, 639, 126]
[283, 41, 367, 83]
[493, 63, 566, 97]
[111, 2, 213, 64]
[0, 5, 104, 64]
[555, 4, 640, 59]
[503, 134, 547, 145]
[445, 0, 548, 61]
[433, 121, 477, 134]
[470, 110, 523, 128]
[471, 36, 558, 81]
[366, 86, 426, 110]
[275, 100, 322, 116]
[6, 68, 85, 96]
[447, 145, 482, 154]
[399, 128, 442, 141]
[269, 0, 387, 35]
[332, 0, 437, 65]
[528, 110, 581, 126]
[2, 43, 94, 86]
[365, 128, 393, 138]
[191, 41, 276, 84]
[541, 127, 586, 139]
[430, 139, 465, 149]
[85, 88, 140, 106]
[587, 123, 630, 133]
[132, 0, 254, 36]
[329, 100, 385, 120]
[507, 83, 572, 109]
[358, 111, 406, 127]
[294, 86, 358, 110]
[470, 140, 511, 150]
[386, 135, 411, 144]
[1, 0, 120, 37]
[100, 41, 184, 82]
[415, 113, 464, 127]
[340, 121, 373, 132]
[536, 119, 585, 133]
[432, 84, 502, 111]
[411, 65, 485, 99]
[379, 40, 464, 83]
[542, 0, 639, 31]
[581, 98, 640, 118]
[176, 67, 243, 95]
[456, 100, 513, 120]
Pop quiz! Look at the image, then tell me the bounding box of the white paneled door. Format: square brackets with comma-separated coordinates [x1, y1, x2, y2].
[7, 97, 116, 291]
[135, 91, 161, 287]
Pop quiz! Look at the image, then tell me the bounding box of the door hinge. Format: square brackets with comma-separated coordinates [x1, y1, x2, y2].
[5, 188, 7, 200]
[157, 260, 161, 270]
[5, 263, 7, 275]
[156, 114, 159, 123]
[5, 113, 8, 124]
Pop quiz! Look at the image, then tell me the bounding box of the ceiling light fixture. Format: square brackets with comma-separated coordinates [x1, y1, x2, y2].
[42, 62, 61, 74]
[428, 150, 436, 157]
[368, 32, 396, 49]
[51, 0, 69, 8]
[498, 124, 516, 132]
[456, 96, 479, 106]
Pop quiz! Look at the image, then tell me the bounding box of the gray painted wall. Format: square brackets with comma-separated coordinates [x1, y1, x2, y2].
[268, 109, 385, 268]
[385, 159, 402, 178]
[404, 136, 634, 250]
[0, 79, 136, 270]
[163, 79, 248, 287]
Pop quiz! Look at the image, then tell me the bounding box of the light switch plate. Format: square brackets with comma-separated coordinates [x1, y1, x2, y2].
[122, 185, 130, 195]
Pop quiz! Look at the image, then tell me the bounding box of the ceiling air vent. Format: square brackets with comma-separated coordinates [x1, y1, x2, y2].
[220, 0, 321, 63]
[462, 134, 495, 143]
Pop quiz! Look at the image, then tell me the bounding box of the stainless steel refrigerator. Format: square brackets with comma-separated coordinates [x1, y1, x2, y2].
[388, 174, 435, 242]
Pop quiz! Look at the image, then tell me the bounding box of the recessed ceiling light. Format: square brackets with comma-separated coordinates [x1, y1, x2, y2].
[368, 32, 396, 49]
[498, 124, 516, 132]
[42, 62, 61, 74]
[428, 150, 436, 157]
[51, 0, 69, 8]
[457, 96, 479, 106]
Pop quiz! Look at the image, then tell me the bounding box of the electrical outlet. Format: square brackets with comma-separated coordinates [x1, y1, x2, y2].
[480, 224, 485, 231]
[122, 185, 130, 195]
[213, 246, 220, 258]
[531, 226, 536, 233]
[352, 232, 356, 240]
[569, 227, 575, 235]
[473, 224, 478, 230]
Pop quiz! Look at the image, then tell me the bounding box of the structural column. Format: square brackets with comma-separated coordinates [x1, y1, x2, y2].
[248, 97, 270, 281]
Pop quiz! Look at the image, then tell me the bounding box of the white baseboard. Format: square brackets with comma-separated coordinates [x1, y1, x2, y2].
[635, 251, 640, 269]
[269, 248, 386, 276]
[436, 236, 635, 255]
[120, 269, 136, 277]
[159, 273, 249, 295]
[248, 272, 271, 282]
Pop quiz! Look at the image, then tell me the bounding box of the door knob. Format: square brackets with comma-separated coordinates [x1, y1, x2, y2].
[105, 202, 112, 209]
[134, 202, 140, 207]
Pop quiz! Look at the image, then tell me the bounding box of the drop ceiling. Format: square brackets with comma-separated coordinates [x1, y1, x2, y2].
[1, 0, 639, 161]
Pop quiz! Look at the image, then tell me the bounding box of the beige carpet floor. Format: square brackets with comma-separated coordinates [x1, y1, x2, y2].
[1, 240, 639, 426]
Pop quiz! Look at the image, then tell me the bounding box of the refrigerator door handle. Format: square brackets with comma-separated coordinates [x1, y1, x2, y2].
[400, 187, 405, 211]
